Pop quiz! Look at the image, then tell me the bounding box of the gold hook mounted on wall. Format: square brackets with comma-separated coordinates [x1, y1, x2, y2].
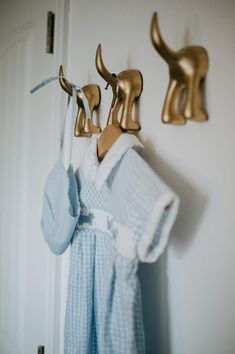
[95, 44, 143, 131]
[150, 12, 209, 125]
[59, 65, 101, 136]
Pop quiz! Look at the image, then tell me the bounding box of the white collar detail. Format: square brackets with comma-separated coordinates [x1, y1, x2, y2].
[81, 133, 143, 190]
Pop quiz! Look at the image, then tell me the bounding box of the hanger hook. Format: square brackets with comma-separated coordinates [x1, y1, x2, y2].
[96, 44, 117, 89]
[58, 65, 84, 107]
[150, 12, 177, 64]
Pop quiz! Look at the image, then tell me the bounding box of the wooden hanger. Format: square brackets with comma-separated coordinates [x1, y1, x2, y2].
[97, 125, 122, 161]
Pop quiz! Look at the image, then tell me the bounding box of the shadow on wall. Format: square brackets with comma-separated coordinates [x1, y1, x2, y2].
[139, 255, 170, 354]
[138, 139, 208, 354]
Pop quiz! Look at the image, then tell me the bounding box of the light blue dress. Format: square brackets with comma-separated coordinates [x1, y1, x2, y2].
[42, 132, 179, 354]
[41, 112, 179, 354]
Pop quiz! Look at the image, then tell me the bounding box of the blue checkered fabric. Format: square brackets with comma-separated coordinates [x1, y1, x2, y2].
[62, 134, 179, 354]
[65, 226, 143, 354]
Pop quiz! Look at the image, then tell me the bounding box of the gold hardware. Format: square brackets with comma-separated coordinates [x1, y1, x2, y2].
[59, 65, 101, 137]
[151, 12, 209, 124]
[95, 44, 143, 131]
[46, 12, 55, 54]
[96, 69, 122, 160]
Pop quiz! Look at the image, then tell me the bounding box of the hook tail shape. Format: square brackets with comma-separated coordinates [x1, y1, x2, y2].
[58, 65, 83, 107]
[59, 65, 72, 95]
[150, 12, 177, 64]
[95, 44, 117, 88]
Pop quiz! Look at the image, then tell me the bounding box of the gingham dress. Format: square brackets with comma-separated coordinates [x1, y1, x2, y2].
[63, 134, 179, 354]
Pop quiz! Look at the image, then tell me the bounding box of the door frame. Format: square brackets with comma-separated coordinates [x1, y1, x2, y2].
[44, 0, 70, 353]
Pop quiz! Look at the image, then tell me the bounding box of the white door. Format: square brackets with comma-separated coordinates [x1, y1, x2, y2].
[0, 1, 68, 353]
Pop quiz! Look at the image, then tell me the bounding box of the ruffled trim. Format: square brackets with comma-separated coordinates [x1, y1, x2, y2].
[136, 192, 180, 263]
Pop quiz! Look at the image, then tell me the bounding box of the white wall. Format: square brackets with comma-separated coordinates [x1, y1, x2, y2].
[67, 0, 235, 353]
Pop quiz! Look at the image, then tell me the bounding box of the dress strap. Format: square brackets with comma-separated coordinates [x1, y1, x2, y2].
[30, 75, 91, 170]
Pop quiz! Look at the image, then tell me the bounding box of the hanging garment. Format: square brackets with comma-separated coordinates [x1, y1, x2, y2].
[39, 79, 91, 255]
[63, 133, 179, 354]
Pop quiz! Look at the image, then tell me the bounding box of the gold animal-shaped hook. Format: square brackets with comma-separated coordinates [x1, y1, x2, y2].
[59, 65, 101, 136]
[151, 12, 209, 124]
[95, 44, 143, 131]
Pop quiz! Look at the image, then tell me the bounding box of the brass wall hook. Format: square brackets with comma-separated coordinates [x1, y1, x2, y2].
[59, 65, 101, 136]
[95, 44, 143, 131]
[151, 12, 209, 125]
